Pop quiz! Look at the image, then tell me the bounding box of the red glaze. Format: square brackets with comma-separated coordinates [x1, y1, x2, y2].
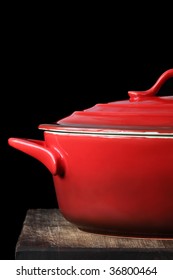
[8, 70, 173, 237]
[128, 69, 173, 101]
[56, 69, 173, 130]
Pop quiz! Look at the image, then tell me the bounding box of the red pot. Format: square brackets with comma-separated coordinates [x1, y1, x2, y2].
[8, 69, 173, 237]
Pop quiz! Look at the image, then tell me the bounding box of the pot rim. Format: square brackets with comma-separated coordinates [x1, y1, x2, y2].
[39, 123, 173, 138]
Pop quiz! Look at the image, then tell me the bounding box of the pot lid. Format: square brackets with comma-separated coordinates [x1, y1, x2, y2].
[39, 69, 173, 135]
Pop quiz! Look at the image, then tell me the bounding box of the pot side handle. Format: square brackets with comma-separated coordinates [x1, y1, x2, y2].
[8, 138, 65, 176]
[128, 69, 173, 101]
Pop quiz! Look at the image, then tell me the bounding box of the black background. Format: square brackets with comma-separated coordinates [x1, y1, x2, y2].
[1, 6, 173, 259]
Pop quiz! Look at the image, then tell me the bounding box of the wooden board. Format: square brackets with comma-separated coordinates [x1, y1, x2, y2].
[15, 209, 173, 260]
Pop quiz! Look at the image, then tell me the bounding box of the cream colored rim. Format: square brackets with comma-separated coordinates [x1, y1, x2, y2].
[40, 125, 173, 138]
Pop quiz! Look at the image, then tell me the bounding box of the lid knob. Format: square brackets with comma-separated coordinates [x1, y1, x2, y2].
[128, 69, 173, 101]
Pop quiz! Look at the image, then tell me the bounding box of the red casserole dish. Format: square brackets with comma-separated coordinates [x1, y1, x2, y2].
[8, 69, 173, 237]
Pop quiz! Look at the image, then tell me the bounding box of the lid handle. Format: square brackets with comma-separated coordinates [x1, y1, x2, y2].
[128, 69, 173, 101]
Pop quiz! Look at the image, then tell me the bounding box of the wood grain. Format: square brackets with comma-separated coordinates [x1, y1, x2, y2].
[15, 209, 173, 260]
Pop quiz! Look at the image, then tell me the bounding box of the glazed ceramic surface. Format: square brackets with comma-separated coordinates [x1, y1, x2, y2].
[8, 69, 173, 237]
